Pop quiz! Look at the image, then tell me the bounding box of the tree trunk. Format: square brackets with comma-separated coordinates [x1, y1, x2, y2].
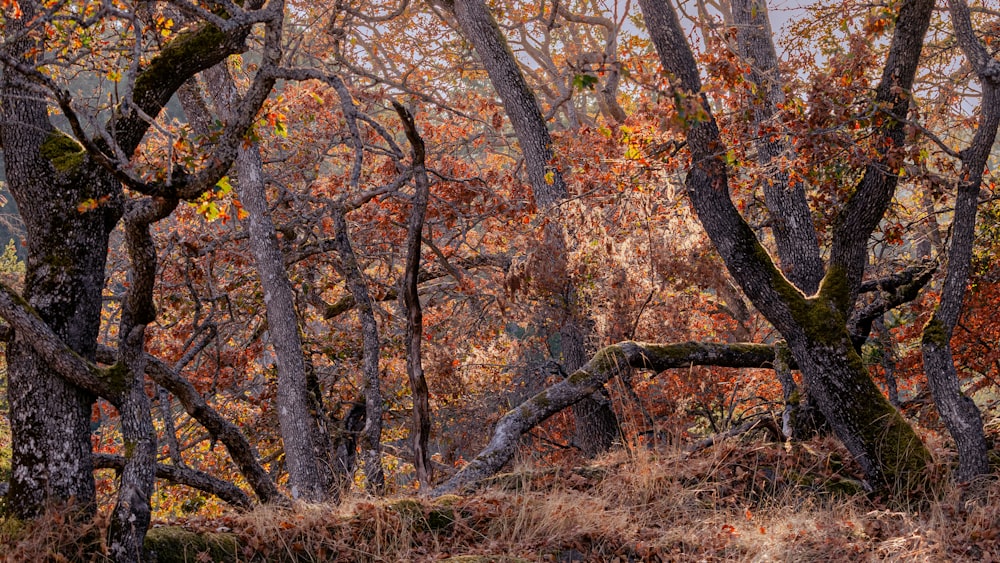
[107, 197, 175, 562]
[331, 208, 385, 493]
[561, 320, 620, 455]
[638, 0, 935, 492]
[918, 0, 998, 482]
[433, 341, 778, 494]
[179, 65, 335, 501]
[395, 102, 434, 488]
[730, 0, 824, 294]
[0, 0, 272, 524]
[0, 3, 122, 516]
[447, 0, 621, 456]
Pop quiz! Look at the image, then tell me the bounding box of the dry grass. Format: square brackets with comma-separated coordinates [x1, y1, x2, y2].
[2, 437, 999, 561]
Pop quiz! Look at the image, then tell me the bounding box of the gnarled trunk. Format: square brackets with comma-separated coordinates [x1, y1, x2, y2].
[1, 55, 121, 518]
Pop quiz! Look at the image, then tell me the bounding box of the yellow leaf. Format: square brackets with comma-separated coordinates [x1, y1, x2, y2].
[544, 170, 555, 185]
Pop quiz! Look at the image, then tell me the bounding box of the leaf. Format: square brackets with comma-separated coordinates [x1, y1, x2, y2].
[572, 74, 598, 91]
[544, 170, 555, 185]
[216, 176, 232, 195]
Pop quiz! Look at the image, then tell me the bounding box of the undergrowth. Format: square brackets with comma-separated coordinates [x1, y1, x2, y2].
[2, 436, 998, 561]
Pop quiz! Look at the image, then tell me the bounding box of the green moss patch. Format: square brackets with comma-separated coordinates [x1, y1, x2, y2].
[143, 526, 239, 562]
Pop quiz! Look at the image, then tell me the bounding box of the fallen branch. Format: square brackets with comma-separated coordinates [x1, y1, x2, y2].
[431, 340, 776, 495]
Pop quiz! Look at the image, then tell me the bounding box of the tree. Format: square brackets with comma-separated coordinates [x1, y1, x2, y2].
[433, 0, 997, 496]
[919, 0, 998, 483]
[444, 0, 621, 456]
[0, 0, 284, 556]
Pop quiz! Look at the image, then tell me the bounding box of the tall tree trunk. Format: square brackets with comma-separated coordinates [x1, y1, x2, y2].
[730, 0, 824, 294]
[332, 208, 385, 493]
[638, 0, 935, 492]
[919, 0, 998, 483]
[108, 198, 175, 562]
[395, 102, 434, 487]
[0, 2, 122, 518]
[562, 319, 620, 455]
[447, 0, 621, 455]
[0, 0, 270, 522]
[178, 64, 336, 501]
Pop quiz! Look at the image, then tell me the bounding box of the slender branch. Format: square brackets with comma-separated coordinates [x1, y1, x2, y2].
[93, 454, 253, 510]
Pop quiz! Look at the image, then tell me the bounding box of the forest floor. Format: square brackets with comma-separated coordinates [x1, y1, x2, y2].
[3, 430, 999, 562]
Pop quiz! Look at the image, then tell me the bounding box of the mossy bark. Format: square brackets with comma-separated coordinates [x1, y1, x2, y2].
[433, 341, 780, 494]
[1, 8, 122, 514]
[638, 0, 936, 494]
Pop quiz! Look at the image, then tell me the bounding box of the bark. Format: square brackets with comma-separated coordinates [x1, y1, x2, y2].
[331, 207, 385, 493]
[433, 341, 776, 494]
[0, 1, 120, 518]
[203, 65, 334, 502]
[333, 400, 366, 485]
[850, 261, 937, 350]
[108, 196, 176, 562]
[447, 0, 620, 455]
[920, 0, 998, 483]
[395, 102, 434, 487]
[447, 0, 567, 207]
[93, 454, 253, 511]
[638, 0, 935, 492]
[118, 347, 286, 505]
[561, 320, 621, 455]
[0, 0, 271, 520]
[773, 342, 797, 439]
[176, 58, 324, 503]
[730, 0, 823, 293]
[156, 386, 184, 466]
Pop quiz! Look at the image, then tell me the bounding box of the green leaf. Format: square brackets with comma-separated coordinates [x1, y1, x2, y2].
[572, 74, 599, 91]
[216, 176, 232, 195]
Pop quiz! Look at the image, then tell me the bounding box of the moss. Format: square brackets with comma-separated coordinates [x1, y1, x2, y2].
[132, 24, 227, 107]
[388, 498, 423, 519]
[98, 362, 130, 397]
[853, 387, 932, 492]
[988, 449, 1000, 470]
[39, 130, 85, 174]
[388, 498, 456, 532]
[143, 526, 239, 563]
[568, 345, 627, 385]
[123, 440, 137, 460]
[922, 316, 949, 346]
[776, 341, 794, 367]
[787, 388, 801, 406]
[432, 494, 464, 507]
[643, 342, 699, 360]
[816, 264, 851, 313]
[426, 506, 457, 531]
[823, 477, 866, 497]
[0, 516, 25, 541]
[531, 391, 550, 408]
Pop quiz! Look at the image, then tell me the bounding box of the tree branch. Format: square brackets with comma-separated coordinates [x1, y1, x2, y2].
[93, 454, 253, 510]
[432, 340, 777, 494]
